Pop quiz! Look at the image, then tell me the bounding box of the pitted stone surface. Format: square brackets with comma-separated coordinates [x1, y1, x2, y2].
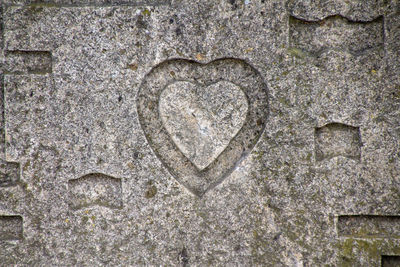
[289, 15, 384, 54]
[0, 0, 399, 266]
[68, 173, 123, 210]
[287, 0, 388, 21]
[160, 80, 248, 170]
[137, 58, 268, 196]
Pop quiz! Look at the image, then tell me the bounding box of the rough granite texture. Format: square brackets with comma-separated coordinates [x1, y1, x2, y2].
[0, 0, 399, 266]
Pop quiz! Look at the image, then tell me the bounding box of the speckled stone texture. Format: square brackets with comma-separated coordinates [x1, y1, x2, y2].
[0, 0, 399, 266]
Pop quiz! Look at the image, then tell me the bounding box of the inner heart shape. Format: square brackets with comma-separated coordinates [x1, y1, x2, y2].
[137, 58, 268, 196]
[159, 81, 248, 171]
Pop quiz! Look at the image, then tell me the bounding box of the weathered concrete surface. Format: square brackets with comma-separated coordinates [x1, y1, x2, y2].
[0, 0, 399, 266]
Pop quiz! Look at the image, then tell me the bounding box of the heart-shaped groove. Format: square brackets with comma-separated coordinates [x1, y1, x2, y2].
[137, 58, 269, 197]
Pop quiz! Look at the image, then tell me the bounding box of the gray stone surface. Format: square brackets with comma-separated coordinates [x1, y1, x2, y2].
[0, 0, 399, 266]
[160, 80, 248, 171]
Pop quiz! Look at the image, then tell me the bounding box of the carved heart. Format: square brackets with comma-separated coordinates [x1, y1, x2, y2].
[137, 59, 268, 196]
[159, 80, 248, 171]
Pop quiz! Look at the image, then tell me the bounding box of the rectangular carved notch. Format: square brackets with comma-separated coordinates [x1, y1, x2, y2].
[0, 160, 20, 187]
[338, 215, 400, 238]
[5, 51, 52, 74]
[315, 123, 361, 161]
[289, 15, 383, 54]
[0, 6, 3, 48]
[68, 173, 122, 210]
[0, 215, 23, 240]
[382, 255, 400, 267]
[0, 74, 4, 157]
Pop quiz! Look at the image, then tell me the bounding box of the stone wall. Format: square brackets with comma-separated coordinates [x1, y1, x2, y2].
[0, 0, 399, 265]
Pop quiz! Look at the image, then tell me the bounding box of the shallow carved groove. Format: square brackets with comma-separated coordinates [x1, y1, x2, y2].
[4, 51, 52, 74]
[287, 0, 384, 22]
[1, 0, 171, 7]
[0, 160, 20, 187]
[0, 73, 5, 158]
[289, 15, 383, 55]
[137, 58, 269, 196]
[315, 123, 361, 161]
[382, 255, 400, 267]
[68, 173, 122, 210]
[0, 215, 23, 241]
[337, 215, 400, 238]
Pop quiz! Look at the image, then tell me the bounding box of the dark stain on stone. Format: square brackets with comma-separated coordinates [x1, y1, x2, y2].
[178, 247, 189, 267]
[229, 0, 238, 10]
[136, 15, 147, 29]
[145, 184, 157, 199]
[382, 255, 400, 267]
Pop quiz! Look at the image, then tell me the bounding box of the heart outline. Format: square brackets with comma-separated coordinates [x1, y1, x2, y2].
[137, 58, 269, 196]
